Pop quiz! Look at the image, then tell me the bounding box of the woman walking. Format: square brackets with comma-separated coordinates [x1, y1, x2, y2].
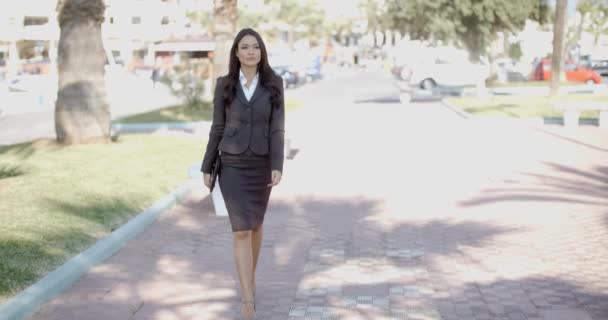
[201, 28, 285, 320]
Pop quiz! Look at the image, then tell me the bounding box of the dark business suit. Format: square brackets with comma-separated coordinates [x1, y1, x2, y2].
[201, 75, 285, 231]
[201, 76, 285, 174]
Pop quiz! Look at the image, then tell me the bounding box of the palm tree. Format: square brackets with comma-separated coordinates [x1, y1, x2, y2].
[212, 0, 238, 85]
[550, 0, 568, 96]
[55, 0, 110, 144]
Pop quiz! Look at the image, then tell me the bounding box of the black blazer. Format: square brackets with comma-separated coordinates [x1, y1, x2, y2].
[201, 76, 285, 173]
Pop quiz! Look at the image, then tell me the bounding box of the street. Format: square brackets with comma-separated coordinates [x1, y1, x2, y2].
[0, 75, 181, 146]
[25, 67, 608, 320]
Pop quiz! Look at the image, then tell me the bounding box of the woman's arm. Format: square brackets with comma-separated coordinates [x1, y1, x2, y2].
[269, 77, 285, 174]
[201, 77, 226, 173]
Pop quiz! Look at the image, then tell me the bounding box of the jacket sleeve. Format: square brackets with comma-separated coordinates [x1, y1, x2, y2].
[201, 76, 226, 173]
[270, 78, 285, 173]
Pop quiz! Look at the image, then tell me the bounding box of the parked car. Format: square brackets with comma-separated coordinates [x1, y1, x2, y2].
[532, 58, 601, 84]
[272, 65, 301, 88]
[8, 74, 57, 93]
[400, 53, 490, 90]
[391, 64, 413, 82]
[591, 60, 608, 77]
[304, 55, 322, 81]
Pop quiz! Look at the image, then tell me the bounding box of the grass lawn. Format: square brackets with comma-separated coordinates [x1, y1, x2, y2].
[446, 94, 605, 119]
[115, 99, 303, 123]
[486, 80, 585, 88]
[0, 134, 204, 302]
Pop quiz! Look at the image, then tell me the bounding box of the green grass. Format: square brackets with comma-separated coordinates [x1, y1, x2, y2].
[447, 94, 605, 119]
[285, 99, 303, 113]
[486, 80, 589, 88]
[115, 99, 303, 124]
[116, 102, 213, 123]
[0, 135, 204, 302]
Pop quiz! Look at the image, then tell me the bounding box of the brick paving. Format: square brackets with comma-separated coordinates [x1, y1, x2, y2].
[27, 71, 608, 320]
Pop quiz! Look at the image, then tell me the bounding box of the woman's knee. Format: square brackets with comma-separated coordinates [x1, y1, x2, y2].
[252, 223, 263, 233]
[233, 230, 252, 241]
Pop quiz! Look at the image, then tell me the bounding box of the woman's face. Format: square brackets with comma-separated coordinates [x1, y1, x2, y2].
[236, 35, 261, 69]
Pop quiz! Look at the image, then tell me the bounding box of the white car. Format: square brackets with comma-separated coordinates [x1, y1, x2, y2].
[399, 47, 490, 90]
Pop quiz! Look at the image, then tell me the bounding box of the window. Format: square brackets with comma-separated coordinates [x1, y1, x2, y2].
[24, 16, 49, 26]
[161, 16, 170, 25]
[132, 17, 141, 24]
[109, 17, 115, 24]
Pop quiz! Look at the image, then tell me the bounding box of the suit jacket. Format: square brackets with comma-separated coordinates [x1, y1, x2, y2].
[201, 76, 285, 174]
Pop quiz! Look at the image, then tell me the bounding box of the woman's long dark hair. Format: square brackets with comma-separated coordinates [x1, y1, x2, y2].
[222, 28, 282, 110]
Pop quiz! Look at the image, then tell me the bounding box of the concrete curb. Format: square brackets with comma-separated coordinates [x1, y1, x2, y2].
[0, 180, 200, 320]
[440, 98, 601, 127]
[440, 98, 473, 119]
[112, 121, 211, 135]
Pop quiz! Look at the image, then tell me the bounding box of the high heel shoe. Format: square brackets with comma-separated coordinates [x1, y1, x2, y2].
[241, 299, 256, 320]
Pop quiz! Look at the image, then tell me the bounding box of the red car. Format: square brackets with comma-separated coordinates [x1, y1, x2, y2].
[532, 58, 601, 84]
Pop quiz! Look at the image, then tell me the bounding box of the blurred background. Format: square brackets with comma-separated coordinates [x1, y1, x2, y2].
[1, 0, 607, 128]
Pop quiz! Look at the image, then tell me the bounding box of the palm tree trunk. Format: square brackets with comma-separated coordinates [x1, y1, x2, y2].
[288, 26, 295, 50]
[372, 29, 378, 47]
[55, 0, 110, 144]
[7, 41, 19, 79]
[550, 0, 568, 96]
[212, 0, 238, 89]
[382, 30, 387, 46]
[577, 13, 586, 42]
[503, 30, 510, 57]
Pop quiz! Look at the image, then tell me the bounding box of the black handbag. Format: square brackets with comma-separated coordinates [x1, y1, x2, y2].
[209, 152, 221, 192]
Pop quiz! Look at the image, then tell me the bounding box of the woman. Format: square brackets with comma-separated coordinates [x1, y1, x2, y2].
[201, 28, 285, 320]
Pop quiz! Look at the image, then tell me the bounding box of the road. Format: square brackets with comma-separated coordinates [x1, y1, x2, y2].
[0, 76, 180, 146]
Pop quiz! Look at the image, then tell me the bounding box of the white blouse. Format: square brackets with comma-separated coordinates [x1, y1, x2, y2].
[239, 69, 259, 101]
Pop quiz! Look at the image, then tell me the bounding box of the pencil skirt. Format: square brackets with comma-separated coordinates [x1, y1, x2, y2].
[219, 150, 272, 232]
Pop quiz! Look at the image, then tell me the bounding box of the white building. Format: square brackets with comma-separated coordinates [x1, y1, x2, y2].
[103, 0, 210, 66]
[0, 0, 212, 76]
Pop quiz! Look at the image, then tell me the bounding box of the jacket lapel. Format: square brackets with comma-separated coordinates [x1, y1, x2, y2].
[249, 83, 267, 105]
[235, 83, 250, 105]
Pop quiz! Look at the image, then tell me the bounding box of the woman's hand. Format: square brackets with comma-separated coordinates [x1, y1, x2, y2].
[267, 170, 282, 187]
[203, 173, 212, 188]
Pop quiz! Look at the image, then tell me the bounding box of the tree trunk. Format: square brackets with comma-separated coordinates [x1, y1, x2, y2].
[212, 0, 238, 88]
[55, 0, 110, 144]
[372, 29, 378, 47]
[502, 30, 510, 58]
[288, 26, 295, 50]
[550, 0, 568, 96]
[7, 41, 19, 79]
[577, 12, 586, 43]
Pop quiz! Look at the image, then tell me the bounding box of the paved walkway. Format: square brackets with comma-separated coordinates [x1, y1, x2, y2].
[28, 70, 608, 320]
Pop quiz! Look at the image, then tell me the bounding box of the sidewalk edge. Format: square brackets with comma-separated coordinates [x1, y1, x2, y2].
[0, 180, 199, 320]
[440, 98, 472, 119]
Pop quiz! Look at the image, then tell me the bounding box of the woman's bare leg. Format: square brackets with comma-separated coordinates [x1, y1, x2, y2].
[251, 224, 264, 296]
[233, 230, 255, 319]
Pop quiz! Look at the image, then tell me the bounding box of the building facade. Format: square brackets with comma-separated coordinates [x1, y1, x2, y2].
[0, 0, 212, 76]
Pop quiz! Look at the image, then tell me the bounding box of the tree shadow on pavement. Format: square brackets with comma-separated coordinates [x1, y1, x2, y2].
[26, 181, 608, 320]
[27, 192, 521, 320]
[457, 162, 608, 208]
[331, 275, 608, 320]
